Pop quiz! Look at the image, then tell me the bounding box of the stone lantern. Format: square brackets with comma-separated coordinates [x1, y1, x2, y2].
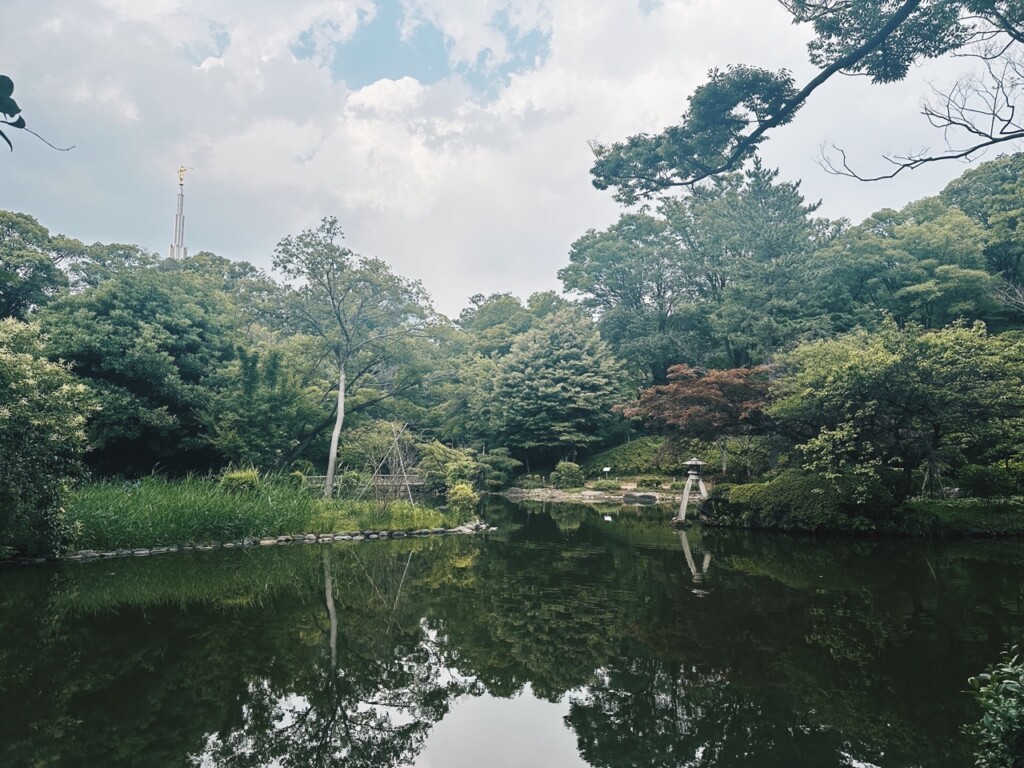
[677, 458, 708, 523]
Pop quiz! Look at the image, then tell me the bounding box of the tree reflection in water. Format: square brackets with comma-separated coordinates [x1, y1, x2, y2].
[0, 501, 1021, 768]
[194, 547, 468, 768]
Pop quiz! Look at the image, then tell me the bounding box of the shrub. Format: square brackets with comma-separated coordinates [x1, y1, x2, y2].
[581, 437, 678, 477]
[703, 482, 735, 521]
[218, 468, 262, 493]
[895, 497, 1024, 536]
[446, 483, 480, 521]
[634, 475, 665, 489]
[958, 465, 1023, 499]
[590, 478, 621, 492]
[515, 474, 545, 490]
[550, 461, 585, 489]
[445, 457, 479, 490]
[965, 646, 1024, 768]
[701, 470, 895, 532]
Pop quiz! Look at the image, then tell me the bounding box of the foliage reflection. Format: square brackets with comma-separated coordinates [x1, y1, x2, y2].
[0, 501, 1021, 767]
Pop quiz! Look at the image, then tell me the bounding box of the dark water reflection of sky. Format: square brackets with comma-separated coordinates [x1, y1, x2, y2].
[415, 687, 586, 768]
[1, 498, 1022, 767]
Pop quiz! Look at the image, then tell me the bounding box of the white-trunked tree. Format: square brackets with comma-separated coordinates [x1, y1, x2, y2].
[273, 217, 436, 498]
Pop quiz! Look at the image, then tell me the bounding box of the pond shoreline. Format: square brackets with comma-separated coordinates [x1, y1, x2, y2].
[501, 487, 683, 504]
[0, 519, 492, 568]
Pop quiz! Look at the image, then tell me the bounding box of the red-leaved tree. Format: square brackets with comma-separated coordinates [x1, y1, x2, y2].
[623, 365, 772, 473]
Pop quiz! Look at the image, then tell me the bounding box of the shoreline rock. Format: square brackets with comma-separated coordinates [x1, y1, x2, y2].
[1, 520, 491, 569]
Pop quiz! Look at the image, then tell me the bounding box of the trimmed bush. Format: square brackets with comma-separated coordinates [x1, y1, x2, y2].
[446, 483, 480, 521]
[590, 479, 622, 492]
[634, 475, 666, 490]
[478, 448, 522, 491]
[550, 461, 585, 489]
[218, 469, 262, 493]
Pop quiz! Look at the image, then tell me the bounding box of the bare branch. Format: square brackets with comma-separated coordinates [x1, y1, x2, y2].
[821, 43, 1024, 180]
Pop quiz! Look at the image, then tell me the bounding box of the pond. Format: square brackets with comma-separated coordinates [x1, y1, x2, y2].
[1, 498, 1022, 767]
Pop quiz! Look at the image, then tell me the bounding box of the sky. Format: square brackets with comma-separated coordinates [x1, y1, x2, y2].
[0, 0, 1012, 318]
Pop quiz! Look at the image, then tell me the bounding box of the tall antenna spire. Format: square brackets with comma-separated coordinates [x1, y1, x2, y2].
[168, 165, 188, 259]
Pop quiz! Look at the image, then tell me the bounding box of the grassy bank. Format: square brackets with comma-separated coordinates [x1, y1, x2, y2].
[704, 473, 1024, 537]
[62, 476, 470, 552]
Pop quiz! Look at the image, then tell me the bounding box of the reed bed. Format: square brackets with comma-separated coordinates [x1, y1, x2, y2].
[63, 476, 459, 552]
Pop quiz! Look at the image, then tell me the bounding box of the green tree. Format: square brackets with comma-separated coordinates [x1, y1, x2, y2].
[941, 153, 1024, 285]
[0, 211, 78, 319]
[564, 162, 836, 373]
[696, 162, 838, 365]
[431, 352, 501, 447]
[272, 218, 436, 496]
[66, 241, 157, 290]
[39, 265, 235, 474]
[434, 292, 571, 447]
[493, 308, 626, 466]
[821, 197, 999, 330]
[769, 319, 1024, 500]
[416, 440, 479, 494]
[0, 319, 90, 554]
[203, 341, 323, 471]
[477, 448, 522, 490]
[560, 212, 701, 383]
[456, 292, 536, 357]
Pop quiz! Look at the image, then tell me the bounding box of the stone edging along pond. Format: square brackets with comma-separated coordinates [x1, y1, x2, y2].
[3, 520, 492, 568]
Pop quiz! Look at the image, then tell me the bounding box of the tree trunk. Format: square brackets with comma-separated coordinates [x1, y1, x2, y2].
[323, 364, 346, 498]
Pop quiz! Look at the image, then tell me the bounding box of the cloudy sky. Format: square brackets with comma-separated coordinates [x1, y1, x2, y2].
[0, 0, 1003, 317]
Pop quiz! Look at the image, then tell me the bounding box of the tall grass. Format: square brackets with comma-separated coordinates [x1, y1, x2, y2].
[63, 476, 463, 552]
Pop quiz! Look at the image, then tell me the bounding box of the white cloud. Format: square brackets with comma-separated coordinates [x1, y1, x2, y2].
[401, 0, 552, 69]
[0, 0, 1015, 317]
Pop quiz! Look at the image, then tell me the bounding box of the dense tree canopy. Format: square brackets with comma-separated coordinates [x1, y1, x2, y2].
[560, 212, 699, 384]
[39, 263, 236, 474]
[820, 197, 999, 330]
[770, 319, 1024, 500]
[564, 161, 838, 372]
[0, 211, 75, 320]
[3, 149, 1024, 543]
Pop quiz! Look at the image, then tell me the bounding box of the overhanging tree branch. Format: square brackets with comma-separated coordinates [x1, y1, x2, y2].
[591, 1, 1024, 199]
[591, 0, 923, 201]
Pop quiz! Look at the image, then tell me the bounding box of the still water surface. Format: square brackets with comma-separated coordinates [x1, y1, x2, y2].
[1, 498, 1022, 767]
